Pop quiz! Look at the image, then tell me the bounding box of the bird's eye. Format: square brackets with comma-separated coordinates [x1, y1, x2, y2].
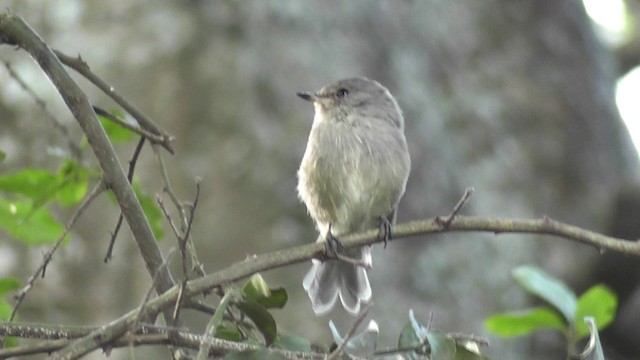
[335, 88, 349, 98]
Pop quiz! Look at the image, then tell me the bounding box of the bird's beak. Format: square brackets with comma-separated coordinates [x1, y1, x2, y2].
[296, 91, 315, 102]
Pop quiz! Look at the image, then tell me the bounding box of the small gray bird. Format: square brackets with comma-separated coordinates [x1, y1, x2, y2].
[297, 77, 411, 315]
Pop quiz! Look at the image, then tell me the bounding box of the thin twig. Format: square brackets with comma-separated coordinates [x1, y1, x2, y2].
[327, 302, 373, 360]
[436, 187, 475, 228]
[171, 181, 201, 326]
[131, 248, 177, 334]
[105, 136, 146, 262]
[93, 106, 166, 146]
[53, 50, 175, 154]
[153, 144, 186, 224]
[9, 181, 105, 322]
[153, 144, 204, 275]
[1, 59, 82, 159]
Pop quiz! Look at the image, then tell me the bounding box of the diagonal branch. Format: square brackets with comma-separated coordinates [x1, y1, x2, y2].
[0, 13, 177, 327]
[52, 51, 175, 154]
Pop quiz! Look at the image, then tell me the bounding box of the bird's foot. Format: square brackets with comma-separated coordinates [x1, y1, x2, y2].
[324, 223, 344, 260]
[378, 216, 392, 249]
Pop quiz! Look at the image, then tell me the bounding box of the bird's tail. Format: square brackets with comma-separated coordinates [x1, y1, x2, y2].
[302, 246, 371, 315]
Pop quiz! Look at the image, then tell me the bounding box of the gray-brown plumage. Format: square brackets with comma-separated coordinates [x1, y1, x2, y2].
[297, 77, 411, 315]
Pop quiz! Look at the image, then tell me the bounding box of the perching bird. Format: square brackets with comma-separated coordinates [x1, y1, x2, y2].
[297, 77, 411, 315]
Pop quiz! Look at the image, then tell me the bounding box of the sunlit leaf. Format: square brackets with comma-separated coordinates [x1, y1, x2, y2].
[0, 169, 57, 199]
[55, 160, 89, 206]
[575, 285, 617, 338]
[513, 265, 577, 322]
[485, 307, 566, 337]
[0, 197, 65, 245]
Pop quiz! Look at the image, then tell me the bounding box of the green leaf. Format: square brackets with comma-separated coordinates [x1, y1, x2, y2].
[427, 330, 456, 360]
[0, 169, 58, 198]
[273, 335, 312, 353]
[210, 289, 237, 334]
[513, 265, 577, 322]
[243, 274, 271, 300]
[235, 300, 277, 346]
[0, 197, 65, 245]
[214, 325, 243, 342]
[98, 110, 136, 143]
[222, 349, 287, 360]
[132, 182, 164, 240]
[242, 274, 288, 309]
[0, 300, 12, 320]
[397, 310, 429, 360]
[0, 300, 18, 347]
[0, 161, 89, 209]
[55, 160, 89, 207]
[575, 285, 617, 338]
[0, 278, 20, 296]
[0, 151, 6, 162]
[454, 345, 489, 360]
[485, 307, 566, 337]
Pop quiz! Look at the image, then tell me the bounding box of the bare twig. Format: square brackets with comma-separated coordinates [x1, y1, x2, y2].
[1, 59, 82, 159]
[436, 187, 475, 228]
[154, 144, 204, 275]
[52, 50, 175, 154]
[171, 181, 200, 325]
[7, 181, 105, 325]
[105, 136, 146, 262]
[327, 302, 373, 360]
[93, 106, 166, 147]
[131, 249, 177, 334]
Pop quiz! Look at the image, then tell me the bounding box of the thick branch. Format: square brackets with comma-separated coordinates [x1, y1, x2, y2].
[0, 13, 176, 324]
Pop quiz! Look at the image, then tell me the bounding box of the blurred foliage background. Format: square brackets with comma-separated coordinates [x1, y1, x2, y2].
[2, 1, 640, 359]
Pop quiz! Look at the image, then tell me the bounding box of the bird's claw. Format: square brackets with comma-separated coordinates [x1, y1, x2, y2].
[378, 216, 392, 249]
[324, 224, 344, 259]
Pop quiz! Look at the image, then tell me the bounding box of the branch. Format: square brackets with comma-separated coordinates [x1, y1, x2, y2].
[53, 51, 175, 154]
[0, 12, 176, 326]
[0, 323, 326, 360]
[2, 181, 105, 349]
[16, 210, 631, 358]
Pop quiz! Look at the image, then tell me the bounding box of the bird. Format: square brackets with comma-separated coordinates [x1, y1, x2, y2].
[296, 77, 411, 315]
